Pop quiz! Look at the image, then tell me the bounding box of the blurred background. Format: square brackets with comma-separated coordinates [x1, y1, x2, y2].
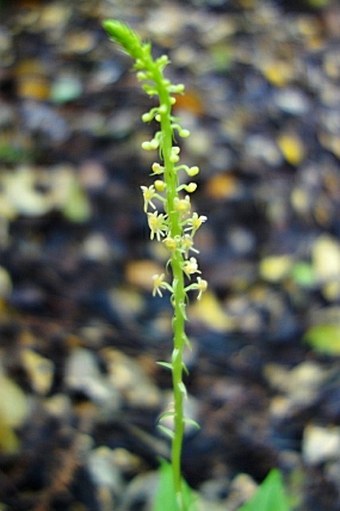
[0, 0, 340, 510]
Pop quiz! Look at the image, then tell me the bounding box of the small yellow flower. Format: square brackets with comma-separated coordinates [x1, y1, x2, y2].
[141, 185, 157, 212]
[195, 277, 208, 300]
[182, 257, 201, 279]
[152, 273, 166, 297]
[174, 195, 191, 215]
[185, 212, 207, 234]
[180, 234, 199, 257]
[152, 273, 172, 297]
[163, 236, 179, 251]
[147, 211, 168, 241]
[185, 276, 208, 300]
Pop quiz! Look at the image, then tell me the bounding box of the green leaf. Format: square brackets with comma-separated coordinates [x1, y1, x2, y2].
[157, 361, 173, 371]
[178, 382, 187, 399]
[182, 361, 189, 375]
[304, 323, 340, 355]
[158, 424, 175, 440]
[159, 411, 175, 422]
[183, 418, 200, 430]
[61, 179, 91, 223]
[153, 461, 197, 511]
[291, 262, 316, 287]
[238, 469, 290, 511]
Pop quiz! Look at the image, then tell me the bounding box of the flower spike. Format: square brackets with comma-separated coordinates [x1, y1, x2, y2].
[104, 20, 208, 507]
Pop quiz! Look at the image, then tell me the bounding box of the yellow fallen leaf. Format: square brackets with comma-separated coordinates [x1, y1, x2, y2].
[0, 375, 28, 427]
[205, 173, 241, 200]
[262, 61, 294, 87]
[189, 290, 234, 332]
[22, 349, 54, 395]
[259, 255, 293, 282]
[277, 134, 305, 166]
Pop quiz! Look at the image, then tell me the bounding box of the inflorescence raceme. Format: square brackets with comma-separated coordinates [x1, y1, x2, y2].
[103, 20, 207, 508]
[136, 75, 208, 302]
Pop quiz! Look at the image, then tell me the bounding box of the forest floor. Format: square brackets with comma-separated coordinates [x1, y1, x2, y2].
[0, 0, 340, 510]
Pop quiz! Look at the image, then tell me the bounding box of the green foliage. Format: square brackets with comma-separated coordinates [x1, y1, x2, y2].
[153, 461, 197, 511]
[0, 142, 33, 164]
[306, 0, 330, 7]
[304, 323, 340, 355]
[238, 469, 290, 511]
[290, 261, 316, 287]
[60, 175, 91, 223]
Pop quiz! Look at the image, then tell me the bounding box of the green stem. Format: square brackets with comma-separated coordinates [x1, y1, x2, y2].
[171, 256, 186, 508]
[155, 70, 187, 510]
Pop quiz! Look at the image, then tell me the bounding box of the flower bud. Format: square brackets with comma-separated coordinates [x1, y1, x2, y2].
[163, 236, 178, 251]
[187, 166, 200, 177]
[136, 71, 148, 81]
[170, 146, 180, 163]
[142, 112, 153, 122]
[151, 162, 164, 175]
[184, 182, 197, 193]
[154, 180, 166, 192]
[179, 129, 190, 138]
[142, 139, 159, 151]
[174, 195, 191, 214]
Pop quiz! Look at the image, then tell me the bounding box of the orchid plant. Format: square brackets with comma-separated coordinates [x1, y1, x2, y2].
[103, 19, 207, 511]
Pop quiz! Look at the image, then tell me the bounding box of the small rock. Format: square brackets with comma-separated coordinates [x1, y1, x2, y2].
[119, 471, 158, 511]
[87, 446, 124, 502]
[82, 233, 111, 263]
[303, 424, 340, 465]
[21, 100, 70, 143]
[274, 87, 311, 115]
[50, 72, 83, 103]
[63, 30, 97, 55]
[265, 361, 328, 407]
[65, 347, 121, 412]
[102, 348, 161, 407]
[245, 134, 282, 166]
[226, 473, 258, 511]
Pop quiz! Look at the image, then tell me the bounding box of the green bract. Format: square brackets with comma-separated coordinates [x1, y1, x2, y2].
[103, 19, 207, 511]
[102, 20, 144, 60]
